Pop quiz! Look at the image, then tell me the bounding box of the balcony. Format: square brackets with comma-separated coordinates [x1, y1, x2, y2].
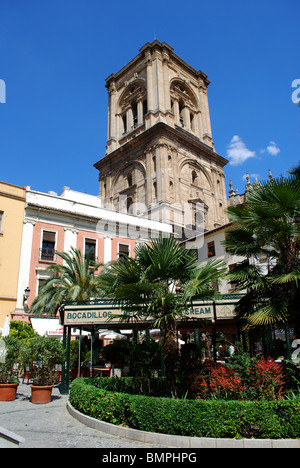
[40, 247, 56, 262]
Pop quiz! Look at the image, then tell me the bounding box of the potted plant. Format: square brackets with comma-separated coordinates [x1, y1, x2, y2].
[0, 336, 21, 401]
[21, 336, 65, 404]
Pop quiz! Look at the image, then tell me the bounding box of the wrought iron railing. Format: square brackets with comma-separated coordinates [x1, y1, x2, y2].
[40, 247, 56, 262]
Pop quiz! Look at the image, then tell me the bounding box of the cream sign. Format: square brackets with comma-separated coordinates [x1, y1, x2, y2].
[63, 299, 237, 327]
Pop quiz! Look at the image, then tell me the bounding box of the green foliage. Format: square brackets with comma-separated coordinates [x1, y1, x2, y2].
[224, 172, 300, 331]
[70, 339, 90, 368]
[0, 336, 22, 383]
[99, 236, 226, 393]
[90, 376, 168, 397]
[9, 320, 38, 344]
[178, 353, 299, 401]
[69, 378, 300, 439]
[99, 340, 131, 367]
[30, 247, 103, 316]
[99, 339, 161, 379]
[21, 335, 65, 386]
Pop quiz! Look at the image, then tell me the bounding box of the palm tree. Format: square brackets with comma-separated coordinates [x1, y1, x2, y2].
[99, 236, 226, 395]
[224, 169, 300, 336]
[30, 247, 103, 317]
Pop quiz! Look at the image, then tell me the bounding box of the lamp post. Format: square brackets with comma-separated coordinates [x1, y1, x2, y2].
[23, 287, 30, 311]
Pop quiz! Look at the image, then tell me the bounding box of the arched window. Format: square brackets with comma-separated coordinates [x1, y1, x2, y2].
[118, 81, 147, 137]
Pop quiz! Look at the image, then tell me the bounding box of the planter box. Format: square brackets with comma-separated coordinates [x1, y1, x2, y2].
[30, 385, 53, 404]
[0, 383, 19, 401]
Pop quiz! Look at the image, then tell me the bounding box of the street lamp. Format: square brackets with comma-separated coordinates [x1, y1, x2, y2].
[23, 287, 30, 311]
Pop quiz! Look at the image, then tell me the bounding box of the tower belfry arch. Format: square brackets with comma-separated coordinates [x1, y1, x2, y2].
[94, 41, 229, 234]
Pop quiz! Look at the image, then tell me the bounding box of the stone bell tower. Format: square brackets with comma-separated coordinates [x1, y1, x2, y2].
[94, 41, 228, 234]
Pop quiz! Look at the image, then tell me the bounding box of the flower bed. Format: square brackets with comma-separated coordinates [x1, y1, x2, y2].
[69, 378, 300, 439]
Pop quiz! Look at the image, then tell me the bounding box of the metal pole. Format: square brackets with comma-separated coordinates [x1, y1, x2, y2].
[61, 325, 67, 393]
[65, 326, 71, 393]
[90, 326, 94, 377]
[78, 327, 82, 378]
[212, 302, 217, 362]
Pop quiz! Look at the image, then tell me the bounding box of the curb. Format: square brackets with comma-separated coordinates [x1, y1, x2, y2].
[0, 425, 25, 448]
[67, 401, 300, 449]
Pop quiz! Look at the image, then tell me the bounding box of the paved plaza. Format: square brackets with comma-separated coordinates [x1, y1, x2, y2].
[0, 382, 161, 448]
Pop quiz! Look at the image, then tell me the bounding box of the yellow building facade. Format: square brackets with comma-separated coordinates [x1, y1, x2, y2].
[0, 181, 26, 329]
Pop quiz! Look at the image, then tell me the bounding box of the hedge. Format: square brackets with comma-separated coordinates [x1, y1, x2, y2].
[69, 378, 300, 439]
[84, 376, 168, 397]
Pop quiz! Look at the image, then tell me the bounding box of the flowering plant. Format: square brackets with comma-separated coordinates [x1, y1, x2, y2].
[190, 361, 246, 400]
[249, 357, 285, 400]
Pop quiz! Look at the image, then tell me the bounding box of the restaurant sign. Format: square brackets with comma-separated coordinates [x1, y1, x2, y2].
[63, 299, 237, 327]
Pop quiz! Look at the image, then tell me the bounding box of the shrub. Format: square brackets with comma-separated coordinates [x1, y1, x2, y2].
[21, 336, 65, 386]
[89, 376, 168, 397]
[99, 340, 161, 379]
[0, 336, 22, 383]
[69, 378, 300, 439]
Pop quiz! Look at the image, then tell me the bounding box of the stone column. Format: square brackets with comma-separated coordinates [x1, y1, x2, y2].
[145, 149, 153, 207]
[146, 51, 154, 112]
[154, 52, 164, 112]
[173, 99, 180, 125]
[103, 236, 112, 264]
[199, 87, 208, 136]
[199, 86, 212, 143]
[126, 105, 133, 132]
[15, 219, 35, 311]
[108, 82, 117, 140]
[183, 107, 190, 131]
[195, 111, 202, 140]
[64, 227, 78, 256]
[137, 98, 143, 126]
[162, 52, 170, 112]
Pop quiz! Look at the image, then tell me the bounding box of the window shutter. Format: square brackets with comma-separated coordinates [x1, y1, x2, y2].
[43, 231, 56, 242]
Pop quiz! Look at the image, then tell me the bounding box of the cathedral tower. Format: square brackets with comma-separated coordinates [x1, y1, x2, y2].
[94, 41, 228, 235]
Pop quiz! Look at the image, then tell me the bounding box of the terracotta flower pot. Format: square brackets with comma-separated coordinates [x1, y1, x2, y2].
[30, 385, 54, 404]
[0, 383, 19, 401]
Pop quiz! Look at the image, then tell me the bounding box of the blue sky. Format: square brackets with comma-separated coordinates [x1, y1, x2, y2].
[0, 0, 299, 198]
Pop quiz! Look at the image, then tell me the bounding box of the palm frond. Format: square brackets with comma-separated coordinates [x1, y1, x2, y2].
[29, 247, 104, 316]
[183, 259, 226, 302]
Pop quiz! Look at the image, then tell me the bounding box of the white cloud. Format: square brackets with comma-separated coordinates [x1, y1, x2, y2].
[264, 141, 280, 156]
[227, 135, 256, 166]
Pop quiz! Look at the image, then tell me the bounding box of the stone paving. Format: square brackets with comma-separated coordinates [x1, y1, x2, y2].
[0, 382, 162, 448]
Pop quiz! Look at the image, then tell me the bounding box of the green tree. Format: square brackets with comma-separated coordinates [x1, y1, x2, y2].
[9, 320, 37, 344]
[30, 247, 103, 316]
[99, 236, 226, 395]
[224, 168, 300, 336]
